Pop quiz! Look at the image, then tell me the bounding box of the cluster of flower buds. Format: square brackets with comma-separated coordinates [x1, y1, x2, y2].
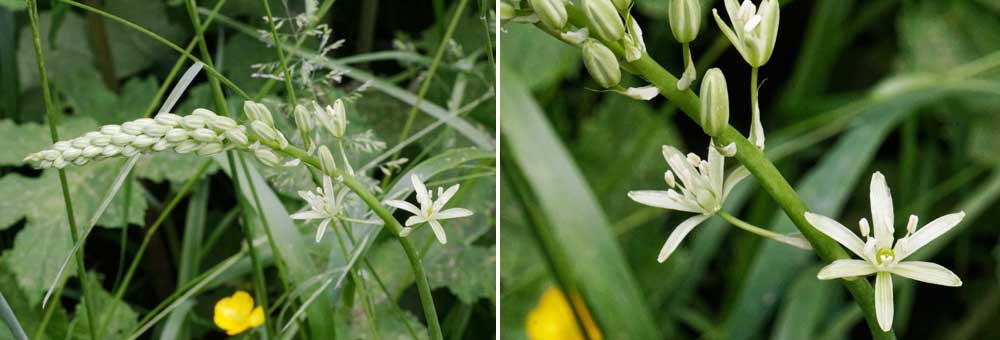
[244, 101, 289, 150]
[25, 109, 248, 169]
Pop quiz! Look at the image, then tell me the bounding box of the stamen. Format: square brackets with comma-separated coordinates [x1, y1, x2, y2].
[859, 218, 871, 238]
[906, 215, 918, 235]
[664, 171, 676, 188]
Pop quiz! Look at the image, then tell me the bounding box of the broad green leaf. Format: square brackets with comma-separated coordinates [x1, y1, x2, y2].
[500, 65, 660, 339]
[17, 12, 92, 90]
[103, 0, 185, 79]
[70, 276, 138, 339]
[424, 244, 495, 304]
[0, 118, 97, 167]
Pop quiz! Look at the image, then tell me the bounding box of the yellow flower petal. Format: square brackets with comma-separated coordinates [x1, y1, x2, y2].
[230, 290, 256, 315]
[526, 287, 603, 340]
[248, 306, 265, 328]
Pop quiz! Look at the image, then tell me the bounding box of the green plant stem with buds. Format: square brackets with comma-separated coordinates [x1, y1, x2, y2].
[255, 138, 445, 340]
[539, 8, 896, 339]
[25, 1, 100, 339]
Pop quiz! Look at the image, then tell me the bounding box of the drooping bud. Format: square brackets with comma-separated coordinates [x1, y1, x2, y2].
[528, 0, 568, 30]
[581, 39, 621, 89]
[243, 101, 275, 127]
[318, 145, 338, 175]
[698, 68, 729, 137]
[582, 0, 625, 41]
[668, 0, 701, 43]
[254, 147, 282, 167]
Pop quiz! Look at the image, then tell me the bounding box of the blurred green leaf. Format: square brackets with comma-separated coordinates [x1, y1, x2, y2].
[770, 266, 839, 340]
[16, 11, 92, 91]
[500, 64, 660, 338]
[71, 275, 138, 339]
[103, 0, 185, 79]
[425, 244, 495, 304]
[499, 25, 579, 91]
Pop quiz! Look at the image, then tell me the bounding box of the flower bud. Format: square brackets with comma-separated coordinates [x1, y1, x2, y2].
[190, 128, 219, 143]
[174, 140, 200, 154]
[197, 142, 224, 156]
[121, 121, 145, 135]
[582, 0, 625, 41]
[294, 104, 312, 136]
[180, 115, 206, 130]
[254, 148, 282, 167]
[154, 113, 182, 127]
[581, 39, 621, 88]
[699, 68, 729, 137]
[208, 115, 238, 131]
[164, 128, 189, 143]
[318, 145, 337, 174]
[317, 99, 347, 138]
[668, 0, 701, 43]
[224, 128, 249, 146]
[243, 101, 275, 127]
[529, 0, 568, 30]
[132, 135, 158, 148]
[498, 2, 516, 21]
[191, 108, 217, 119]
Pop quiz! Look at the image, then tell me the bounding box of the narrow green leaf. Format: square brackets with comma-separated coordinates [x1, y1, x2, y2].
[500, 65, 660, 339]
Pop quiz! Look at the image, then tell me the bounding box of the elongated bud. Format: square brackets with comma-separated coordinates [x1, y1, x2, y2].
[699, 68, 729, 137]
[668, 0, 701, 43]
[581, 39, 621, 88]
[583, 0, 625, 41]
[243, 101, 275, 127]
[329, 99, 347, 138]
[254, 147, 282, 167]
[318, 145, 337, 174]
[294, 104, 312, 136]
[529, 0, 568, 30]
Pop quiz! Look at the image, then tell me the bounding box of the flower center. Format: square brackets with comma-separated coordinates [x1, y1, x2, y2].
[875, 247, 895, 265]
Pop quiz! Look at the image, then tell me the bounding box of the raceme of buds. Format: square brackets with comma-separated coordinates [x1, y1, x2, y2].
[669, 0, 701, 44]
[24, 110, 249, 169]
[318, 145, 337, 174]
[581, 39, 621, 89]
[529, 0, 568, 30]
[699, 68, 729, 137]
[713, 0, 780, 67]
[582, 0, 625, 41]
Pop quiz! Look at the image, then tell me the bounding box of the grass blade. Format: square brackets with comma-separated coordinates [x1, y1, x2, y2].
[0, 291, 28, 340]
[500, 65, 660, 338]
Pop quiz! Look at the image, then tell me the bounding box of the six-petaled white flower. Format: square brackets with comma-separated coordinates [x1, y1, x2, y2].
[628, 142, 748, 262]
[291, 175, 350, 242]
[386, 175, 473, 244]
[805, 171, 964, 331]
[712, 0, 779, 68]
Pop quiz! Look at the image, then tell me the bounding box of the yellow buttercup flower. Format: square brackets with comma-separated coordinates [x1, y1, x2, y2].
[214, 290, 265, 335]
[526, 287, 603, 340]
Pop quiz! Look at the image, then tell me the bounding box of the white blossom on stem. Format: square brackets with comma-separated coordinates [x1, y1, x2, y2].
[385, 175, 473, 244]
[806, 172, 964, 331]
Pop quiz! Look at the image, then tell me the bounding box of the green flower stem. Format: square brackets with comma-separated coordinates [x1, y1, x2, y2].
[256, 139, 444, 340]
[718, 211, 793, 244]
[536, 10, 895, 339]
[0, 291, 27, 340]
[25, 1, 100, 339]
[750, 66, 760, 144]
[394, 0, 470, 159]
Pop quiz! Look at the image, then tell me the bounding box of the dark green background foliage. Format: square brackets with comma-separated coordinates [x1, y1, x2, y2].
[0, 0, 495, 339]
[500, 0, 1000, 339]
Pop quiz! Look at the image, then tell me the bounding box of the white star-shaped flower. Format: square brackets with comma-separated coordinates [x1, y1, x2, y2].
[385, 175, 473, 244]
[712, 0, 780, 67]
[290, 175, 350, 242]
[805, 171, 964, 331]
[628, 142, 748, 262]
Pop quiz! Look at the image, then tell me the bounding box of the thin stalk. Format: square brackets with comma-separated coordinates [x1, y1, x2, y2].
[112, 171, 134, 292]
[341, 225, 421, 339]
[0, 291, 27, 340]
[393, 0, 470, 159]
[331, 221, 380, 339]
[33, 276, 66, 339]
[542, 9, 896, 339]
[259, 0, 308, 150]
[26, 1, 100, 338]
[750, 66, 760, 145]
[236, 152, 292, 290]
[255, 139, 444, 340]
[717, 211, 811, 251]
[96, 160, 212, 336]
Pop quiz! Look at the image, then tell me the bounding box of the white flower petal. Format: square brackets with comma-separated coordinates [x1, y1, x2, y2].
[385, 200, 422, 216]
[433, 184, 461, 212]
[875, 272, 894, 332]
[621, 85, 659, 100]
[290, 210, 325, 220]
[707, 143, 725, 196]
[411, 174, 431, 210]
[315, 219, 331, 243]
[435, 208, 474, 220]
[627, 190, 702, 213]
[890, 261, 962, 287]
[896, 212, 964, 260]
[405, 215, 426, 227]
[713, 9, 748, 58]
[428, 219, 447, 244]
[804, 212, 867, 258]
[657, 214, 710, 263]
[662, 145, 709, 192]
[816, 259, 876, 280]
[723, 166, 750, 199]
[870, 172, 895, 248]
